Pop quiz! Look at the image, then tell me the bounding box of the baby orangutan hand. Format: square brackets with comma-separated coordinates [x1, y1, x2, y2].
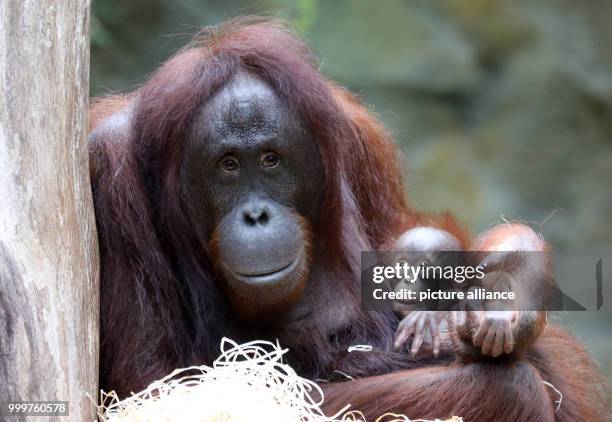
[394, 311, 449, 357]
[469, 310, 516, 357]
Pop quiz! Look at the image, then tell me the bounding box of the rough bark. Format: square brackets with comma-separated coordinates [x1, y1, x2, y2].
[0, 1, 98, 421]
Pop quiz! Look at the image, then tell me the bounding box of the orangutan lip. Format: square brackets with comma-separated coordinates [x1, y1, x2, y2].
[396, 299, 419, 306]
[238, 261, 293, 277]
[234, 250, 301, 285]
[393, 301, 418, 314]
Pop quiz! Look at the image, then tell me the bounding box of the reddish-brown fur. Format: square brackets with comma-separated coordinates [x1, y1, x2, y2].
[89, 18, 610, 421]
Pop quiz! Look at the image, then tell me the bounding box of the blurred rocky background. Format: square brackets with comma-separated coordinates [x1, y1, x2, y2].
[91, 0, 612, 381]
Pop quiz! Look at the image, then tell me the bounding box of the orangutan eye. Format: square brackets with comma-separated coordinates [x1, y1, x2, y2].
[220, 156, 240, 173]
[260, 152, 280, 169]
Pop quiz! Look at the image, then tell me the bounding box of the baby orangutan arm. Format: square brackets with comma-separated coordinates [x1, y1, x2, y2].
[390, 227, 462, 357]
[460, 223, 551, 358]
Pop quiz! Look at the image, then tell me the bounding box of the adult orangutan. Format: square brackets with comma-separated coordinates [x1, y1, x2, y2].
[89, 19, 610, 421]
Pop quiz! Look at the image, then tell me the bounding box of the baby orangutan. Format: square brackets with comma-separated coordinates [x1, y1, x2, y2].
[390, 227, 463, 357]
[391, 225, 551, 359]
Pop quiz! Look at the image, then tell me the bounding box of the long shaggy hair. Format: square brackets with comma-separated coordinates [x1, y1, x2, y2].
[90, 18, 610, 421]
[90, 18, 422, 394]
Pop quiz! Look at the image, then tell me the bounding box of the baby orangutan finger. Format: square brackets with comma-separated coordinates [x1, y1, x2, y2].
[394, 314, 417, 351]
[490, 330, 504, 357]
[481, 327, 496, 355]
[394, 326, 411, 351]
[431, 320, 441, 358]
[503, 322, 514, 354]
[410, 316, 426, 357]
[473, 317, 490, 348]
[394, 331, 408, 351]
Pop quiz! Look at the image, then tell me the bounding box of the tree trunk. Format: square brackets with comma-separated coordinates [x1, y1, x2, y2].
[0, 1, 98, 421]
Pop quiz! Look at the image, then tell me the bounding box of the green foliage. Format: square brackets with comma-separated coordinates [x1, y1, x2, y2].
[293, 0, 317, 34]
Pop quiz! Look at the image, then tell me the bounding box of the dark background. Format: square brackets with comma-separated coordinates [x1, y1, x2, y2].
[91, 0, 612, 381]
